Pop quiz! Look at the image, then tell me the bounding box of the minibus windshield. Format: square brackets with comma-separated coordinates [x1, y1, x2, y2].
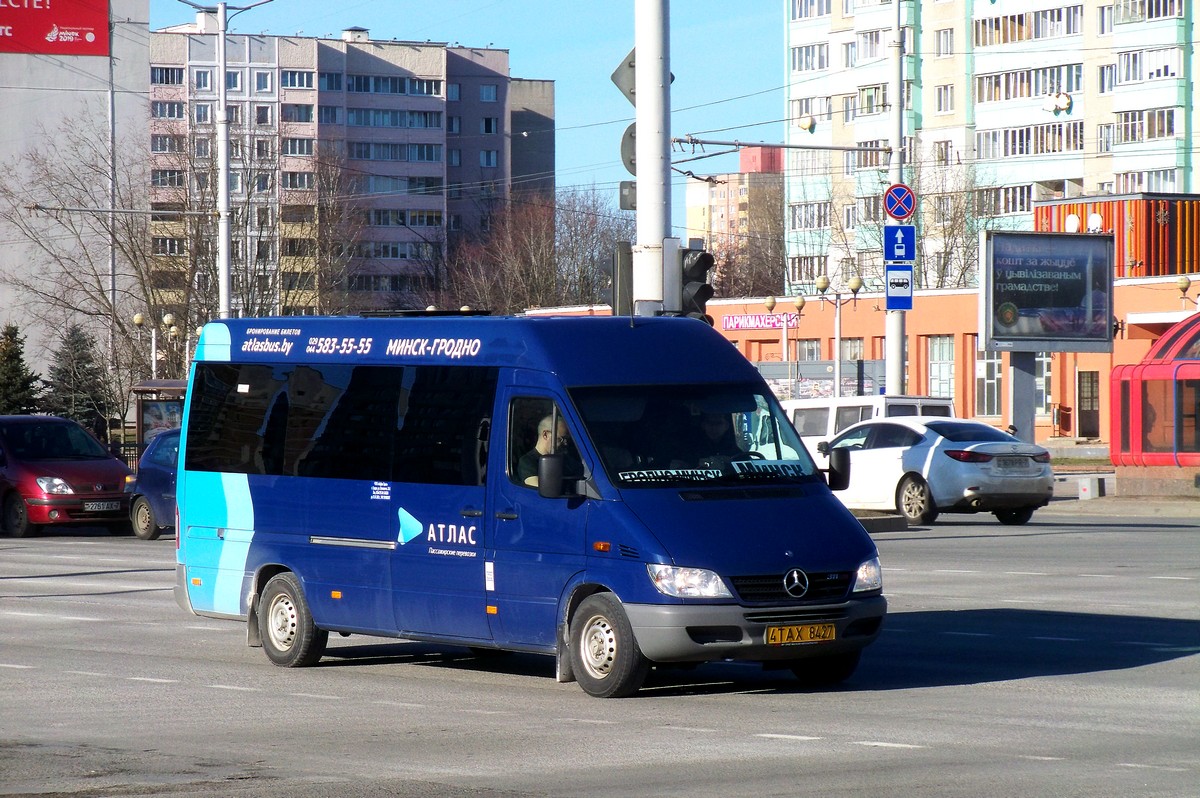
[571, 384, 819, 487]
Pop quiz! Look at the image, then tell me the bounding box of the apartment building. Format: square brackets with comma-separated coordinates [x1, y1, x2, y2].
[784, 0, 1197, 295]
[685, 147, 783, 250]
[149, 16, 553, 318]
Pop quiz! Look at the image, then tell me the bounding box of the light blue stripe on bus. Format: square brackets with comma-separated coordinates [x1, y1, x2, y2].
[184, 471, 256, 616]
[195, 322, 232, 363]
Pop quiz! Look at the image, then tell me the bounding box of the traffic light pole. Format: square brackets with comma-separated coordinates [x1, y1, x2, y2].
[884, 0, 907, 395]
[632, 0, 672, 317]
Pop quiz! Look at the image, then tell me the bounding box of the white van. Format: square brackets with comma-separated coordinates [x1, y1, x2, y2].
[783, 395, 955, 456]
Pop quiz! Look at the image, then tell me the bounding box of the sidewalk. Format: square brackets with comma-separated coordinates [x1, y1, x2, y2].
[1039, 493, 1200, 517]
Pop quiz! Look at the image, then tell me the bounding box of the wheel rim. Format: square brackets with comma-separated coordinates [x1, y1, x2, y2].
[578, 613, 617, 680]
[134, 501, 152, 533]
[901, 480, 927, 519]
[265, 592, 298, 652]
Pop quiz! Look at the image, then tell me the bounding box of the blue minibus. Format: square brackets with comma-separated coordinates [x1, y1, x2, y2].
[175, 314, 885, 697]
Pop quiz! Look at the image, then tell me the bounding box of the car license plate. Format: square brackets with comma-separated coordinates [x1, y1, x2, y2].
[766, 623, 836, 645]
[83, 500, 119, 512]
[996, 456, 1027, 470]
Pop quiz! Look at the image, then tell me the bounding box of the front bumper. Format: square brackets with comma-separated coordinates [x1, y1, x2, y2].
[624, 594, 886, 663]
[24, 494, 130, 525]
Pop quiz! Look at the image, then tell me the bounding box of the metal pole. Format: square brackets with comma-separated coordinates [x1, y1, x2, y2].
[216, 2, 232, 319]
[106, 9, 118, 362]
[632, 0, 671, 316]
[833, 294, 842, 399]
[884, 0, 906, 395]
[150, 326, 158, 381]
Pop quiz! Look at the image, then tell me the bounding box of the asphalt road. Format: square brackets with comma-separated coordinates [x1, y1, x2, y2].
[1, 506, 1197, 798]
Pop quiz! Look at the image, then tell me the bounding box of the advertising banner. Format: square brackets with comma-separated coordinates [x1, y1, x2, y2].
[0, 0, 110, 57]
[980, 231, 1114, 353]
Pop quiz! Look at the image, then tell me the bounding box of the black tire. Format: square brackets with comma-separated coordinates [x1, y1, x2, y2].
[897, 475, 939, 525]
[3, 494, 35, 538]
[790, 650, 862, 687]
[995, 506, 1035, 526]
[258, 573, 328, 667]
[131, 497, 162, 540]
[569, 593, 650, 698]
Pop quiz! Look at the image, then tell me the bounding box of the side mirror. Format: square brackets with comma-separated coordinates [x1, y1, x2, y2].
[826, 446, 851, 491]
[537, 453, 565, 499]
[816, 440, 830, 456]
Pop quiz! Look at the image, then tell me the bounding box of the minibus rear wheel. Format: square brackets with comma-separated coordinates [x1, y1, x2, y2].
[569, 593, 649, 698]
[259, 573, 328, 667]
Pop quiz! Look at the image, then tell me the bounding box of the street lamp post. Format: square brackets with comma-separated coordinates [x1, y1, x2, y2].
[133, 312, 177, 381]
[177, 0, 274, 319]
[815, 274, 863, 398]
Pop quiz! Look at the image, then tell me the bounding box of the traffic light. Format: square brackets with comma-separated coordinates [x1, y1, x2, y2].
[680, 248, 715, 323]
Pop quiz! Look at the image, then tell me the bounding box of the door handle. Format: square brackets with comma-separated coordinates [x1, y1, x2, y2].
[460, 507, 483, 518]
[494, 510, 518, 521]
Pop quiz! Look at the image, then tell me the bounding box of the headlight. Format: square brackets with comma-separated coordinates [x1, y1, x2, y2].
[647, 564, 733, 598]
[36, 477, 74, 495]
[852, 556, 882, 592]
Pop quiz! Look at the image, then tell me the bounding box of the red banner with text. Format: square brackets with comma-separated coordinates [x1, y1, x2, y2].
[0, 0, 110, 57]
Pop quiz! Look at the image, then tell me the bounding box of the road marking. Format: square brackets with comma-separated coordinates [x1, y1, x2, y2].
[374, 700, 427, 709]
[289, 692, 340, 700]
[65, 671, 107, 677]
[0, 663, 34, 670]
[1117, 763, 1189, 772]
[757, 734, 822, 741]
[129, 677, 178, 684]
[1019, 755, 1065, 762]
[1078, 574, 1115, 578]
[1148, 576, 1193, 581]
[1005, 571, 1049, 576]
[0, 611, 102, 621]
[944, 632, 992, 637]
[854, 741, 925, 749]
[209, 684, 259, 691]
[657, 726, 718, 733]
[934, 569, 980, 573]
[562, 718, 618, 725]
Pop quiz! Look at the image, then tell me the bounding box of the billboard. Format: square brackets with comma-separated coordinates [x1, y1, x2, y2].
[0, 0, 110, 57]
[979, 230, 1114, 353]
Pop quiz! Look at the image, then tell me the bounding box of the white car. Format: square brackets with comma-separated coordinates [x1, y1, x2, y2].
[821, 417, 1054, 525]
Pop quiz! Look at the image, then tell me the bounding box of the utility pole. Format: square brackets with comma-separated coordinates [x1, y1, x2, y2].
[632, 0, 672, 317]
[884, 0, 907, 395]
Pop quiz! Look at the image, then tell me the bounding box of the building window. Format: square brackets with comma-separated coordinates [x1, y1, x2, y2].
[936, 28, 954, 57]
[448, 149, 461, 167]
[255, 105, 272, 125]
[927, 335, 954, 399]
[318, 72, 342, 91]
[791, 44, 829, 72]
[282, 172, 314, 190]
[409, 78, 441, 96]
[447, 82, 460, 101]
[935, 84, 954, 113]
[842, 204, 856, 230]
[318, 106, 342, 124]
[934, 140, 952, 165]
[796, 339, 822, 361]
[1098, 4, 1114, 34]
[480, 150, 499, 168]
[480, 84, 498, 102]
[283, 138, 313, 156]
[788, 202, 831, 229]
[226, 70, 241, 92]
[151, 169, 185, 188]
[150, 134, 184, 153]
[481, 117, 499, 134]
[975, 350, 1002, 416]
[152, 237, 186, 256]
[193, 103, 211, 124]
[151, 67, 184, 85]
[194, 138, 210, 158]
[448, 116, 461, 134]
[790, 0, 831, 20]
[254, 70, 272, 93]
[193, 69, 211, 91]
[281, 104, 314, 123]
[1098, 64, 1116, 94]
[280, 70, 313, 89]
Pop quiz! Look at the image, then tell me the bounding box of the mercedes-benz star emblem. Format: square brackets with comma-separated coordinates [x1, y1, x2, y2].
[783, 568, 810, 599]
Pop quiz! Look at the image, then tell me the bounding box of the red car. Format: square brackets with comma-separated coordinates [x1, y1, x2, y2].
[0, 416, 132, 538]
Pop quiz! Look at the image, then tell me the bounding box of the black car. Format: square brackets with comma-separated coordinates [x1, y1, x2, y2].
[124, 428, 179, 540]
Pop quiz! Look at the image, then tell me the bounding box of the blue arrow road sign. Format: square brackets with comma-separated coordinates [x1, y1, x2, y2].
[883, 224, 916, 262]
[885, 263, 913, 311]
[884, 183, 916, 220]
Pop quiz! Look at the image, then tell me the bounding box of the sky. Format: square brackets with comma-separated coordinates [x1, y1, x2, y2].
[147, 0, 786, 234]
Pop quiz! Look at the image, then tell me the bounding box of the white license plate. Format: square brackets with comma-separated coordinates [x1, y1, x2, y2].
[996, 456, 1028, 470]
[83, 500, 120, 512]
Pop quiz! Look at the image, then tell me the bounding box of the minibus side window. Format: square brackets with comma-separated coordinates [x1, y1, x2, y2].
[186, 362, 497, 485]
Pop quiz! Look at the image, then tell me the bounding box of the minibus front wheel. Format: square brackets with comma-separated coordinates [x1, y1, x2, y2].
[258, 572, 328, 667]
[569, 593, 649, 698]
